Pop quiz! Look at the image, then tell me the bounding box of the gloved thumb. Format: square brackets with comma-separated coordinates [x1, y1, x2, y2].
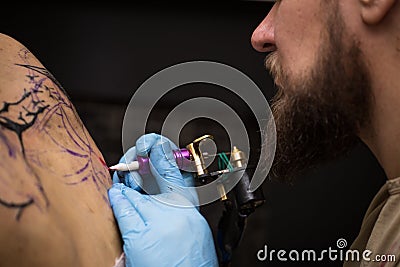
[149, 141, 185, 190]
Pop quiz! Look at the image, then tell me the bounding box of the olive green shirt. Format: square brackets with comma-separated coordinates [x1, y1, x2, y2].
[344, 177, 400, 266]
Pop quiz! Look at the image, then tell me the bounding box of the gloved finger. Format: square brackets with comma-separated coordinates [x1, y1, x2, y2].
[122, 185, 151, 222]
[125, 171, 143, 191]
[136, 133, 178, 157]
[152, 192, 196, 208]
[121, 146, 138, 163]
[135, 134, 199, 205]
[149, 141, 185, 191]
[112, 171, 121, 184]
[181, 172, 199, 207]
[182, 172, 195, 187]
[108, 183, 146, 234]
[113, 171, 143, 191]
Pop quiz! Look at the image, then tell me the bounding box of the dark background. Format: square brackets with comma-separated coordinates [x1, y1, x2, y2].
[1, 1, 386, 266]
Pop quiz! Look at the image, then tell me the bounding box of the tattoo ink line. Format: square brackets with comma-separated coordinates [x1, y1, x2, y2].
[0, 196, 34, 221]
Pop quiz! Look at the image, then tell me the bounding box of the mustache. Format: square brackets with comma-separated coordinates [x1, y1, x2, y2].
[264, 52, 284, 89]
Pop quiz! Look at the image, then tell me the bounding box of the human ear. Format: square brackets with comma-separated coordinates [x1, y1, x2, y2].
[360, 0, 397, 25]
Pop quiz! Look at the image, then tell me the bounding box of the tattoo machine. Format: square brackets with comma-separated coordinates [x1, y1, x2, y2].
[110, 135, 266, 265]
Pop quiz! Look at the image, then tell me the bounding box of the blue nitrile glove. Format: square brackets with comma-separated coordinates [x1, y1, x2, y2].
[108, 134, 218, 267]
[112, 134, 198, 205]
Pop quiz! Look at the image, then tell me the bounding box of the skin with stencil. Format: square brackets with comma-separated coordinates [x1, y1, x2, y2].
[0, 34, 122, 267]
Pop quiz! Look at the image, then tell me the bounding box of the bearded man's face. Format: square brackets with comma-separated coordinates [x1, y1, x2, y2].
[257, 1, 373, 182]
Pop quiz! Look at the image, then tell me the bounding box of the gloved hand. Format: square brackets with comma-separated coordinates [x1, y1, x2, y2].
[108, 133, 218, 267]
[111, 134, 198, 206]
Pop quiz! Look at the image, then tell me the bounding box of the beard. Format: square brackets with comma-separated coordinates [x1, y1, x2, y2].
[266, 10, 373, 183]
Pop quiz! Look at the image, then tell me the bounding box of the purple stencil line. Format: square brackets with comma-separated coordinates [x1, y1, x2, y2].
[64, 149, 89, 158]
[28, 77, 46, 105]
[65, 176, 89, 186]
[0, 130, 15, 158]
[60, 108, 90, 151]
[63, 159, 90, 178]
[33, 102, 62, 131]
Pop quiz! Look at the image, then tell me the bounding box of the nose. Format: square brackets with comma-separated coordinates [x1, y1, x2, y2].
[251, 5, 277, 53]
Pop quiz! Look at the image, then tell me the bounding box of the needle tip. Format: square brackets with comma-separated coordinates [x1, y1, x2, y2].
[108, 164, 118, 170]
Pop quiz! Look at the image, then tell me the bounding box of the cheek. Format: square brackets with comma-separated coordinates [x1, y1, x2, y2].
[274, 0, 325, 78]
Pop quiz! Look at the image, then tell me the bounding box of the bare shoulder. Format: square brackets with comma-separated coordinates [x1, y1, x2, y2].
[0, 33, 46, 96]
[0, 33, 122, 267]
[0, 33, 40, 63]
[0, 33, 23, 48]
